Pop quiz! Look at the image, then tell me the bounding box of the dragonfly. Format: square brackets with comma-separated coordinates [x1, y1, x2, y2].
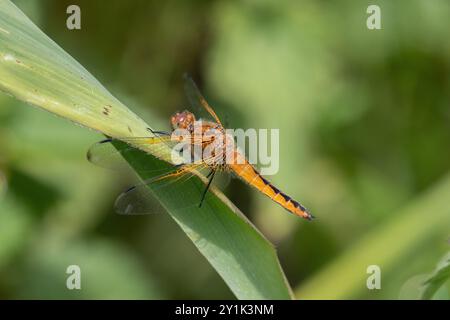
[88, 75, 314, 220]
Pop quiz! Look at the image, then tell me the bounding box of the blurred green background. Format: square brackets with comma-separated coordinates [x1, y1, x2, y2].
[0, 0, 449, 299]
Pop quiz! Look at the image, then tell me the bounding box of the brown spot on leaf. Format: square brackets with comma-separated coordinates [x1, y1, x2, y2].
[102, 105, 112, 116]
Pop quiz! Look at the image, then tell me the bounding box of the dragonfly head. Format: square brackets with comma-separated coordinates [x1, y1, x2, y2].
[171, 111, 196, 130]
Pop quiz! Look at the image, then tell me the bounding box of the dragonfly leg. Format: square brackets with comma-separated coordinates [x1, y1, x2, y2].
[199, 169, 216, 208]
[99, 137, 113, 144]
[147, 128, 171, 136]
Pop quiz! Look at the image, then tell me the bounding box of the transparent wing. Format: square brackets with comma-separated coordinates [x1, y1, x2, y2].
[183, 73, 223, 126]
[87, 136, 181, 172]
[115, 162, 212, 215]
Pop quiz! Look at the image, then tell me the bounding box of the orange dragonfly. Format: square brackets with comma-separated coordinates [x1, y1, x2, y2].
[88, 75, 313, 220]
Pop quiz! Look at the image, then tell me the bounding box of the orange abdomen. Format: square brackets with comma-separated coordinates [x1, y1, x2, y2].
[229, 156, 313, 220]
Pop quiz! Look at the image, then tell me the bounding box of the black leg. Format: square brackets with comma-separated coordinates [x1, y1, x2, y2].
[205, 170, 214, 179]
[199, 170, 216, 208]
[147, 128, 170, 136]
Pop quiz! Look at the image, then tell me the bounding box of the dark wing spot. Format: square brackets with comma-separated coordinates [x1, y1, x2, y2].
[127, 125, 133, 134]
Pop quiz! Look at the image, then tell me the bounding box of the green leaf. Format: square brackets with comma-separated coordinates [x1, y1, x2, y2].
[295, 174, 450, 299]
[0, 0, 292, 299]
[421, 252, 450, 300]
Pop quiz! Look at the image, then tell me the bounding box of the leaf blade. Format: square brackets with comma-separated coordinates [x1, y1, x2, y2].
[421, 253, 450, 300]
[0, 0, 293, 299]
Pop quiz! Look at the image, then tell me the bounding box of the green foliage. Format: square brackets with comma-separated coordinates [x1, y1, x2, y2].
[0, 0, 449, 299]
[17, 239, 162, 299]
[206, 0, 450, 299]
[422, 253, 450, 300]
[0, 0, 292, 299]
[295, 175, 450, 299]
